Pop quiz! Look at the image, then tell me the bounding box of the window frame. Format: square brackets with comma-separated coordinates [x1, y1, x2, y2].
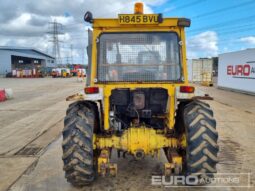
[96, 31, 183, 83]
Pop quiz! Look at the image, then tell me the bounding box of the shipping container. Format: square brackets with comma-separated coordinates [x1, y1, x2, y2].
[187, 58, 213, 86]
[187, 59, 193, 82]
[218, 49, 255, 95]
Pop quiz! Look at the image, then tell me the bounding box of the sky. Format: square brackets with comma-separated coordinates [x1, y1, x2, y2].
[0, 0, 255, 64]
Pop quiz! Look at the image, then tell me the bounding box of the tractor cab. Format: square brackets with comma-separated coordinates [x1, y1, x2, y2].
[62, 3, 218, 187]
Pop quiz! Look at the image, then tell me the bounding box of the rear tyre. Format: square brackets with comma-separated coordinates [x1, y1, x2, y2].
[62, 102, 95, 187]
[183, 100, 219, 184]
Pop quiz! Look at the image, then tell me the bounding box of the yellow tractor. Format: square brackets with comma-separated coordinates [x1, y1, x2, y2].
[62, 2, 218, 186]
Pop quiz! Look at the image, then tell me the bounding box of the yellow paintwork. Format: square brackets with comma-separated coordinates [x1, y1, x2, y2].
[180, 133, 187, 148]
[88, 18, 189, 131]
[90, 19, 188, 86]
[97, 149, 118, 176]
[172, 156, 182, 165]
[97, 149, 109, 176]
[85, 6, 190, 171]
[164, 163, 172, 176]
[92, 18, 180, 28]
[94, 126, 178, 155]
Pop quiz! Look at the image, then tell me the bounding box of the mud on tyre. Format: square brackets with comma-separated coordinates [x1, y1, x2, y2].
[62, 101, 97, 186]
[183, 100, 219, 183]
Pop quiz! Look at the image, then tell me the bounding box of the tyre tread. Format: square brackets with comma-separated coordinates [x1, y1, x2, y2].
[62, 102, 95, 186]
[183, 100, 218, 182]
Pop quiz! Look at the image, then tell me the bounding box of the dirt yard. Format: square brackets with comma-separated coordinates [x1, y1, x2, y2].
[0, 78, 254, 191]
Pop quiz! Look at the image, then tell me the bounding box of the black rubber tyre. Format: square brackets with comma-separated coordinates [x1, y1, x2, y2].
[62, 101, 95, 187]
[183, 100, 219, 183]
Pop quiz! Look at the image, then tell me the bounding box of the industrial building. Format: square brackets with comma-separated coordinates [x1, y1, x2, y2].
[0, 46, 55, 77]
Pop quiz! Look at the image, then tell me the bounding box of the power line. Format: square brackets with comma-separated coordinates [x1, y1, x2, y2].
[187, 27, 255, 46]
[161, 0, 207, 13]
[192, 0, 255, 19]
[47, 20, 64, 65]
[187, 26, 255, 43]
[215, 23, 255, 33]
[70, 44, 73, 65]
[189, 22, 255, 35]
[66, 56, 70, 65]
[188, 14, 255, 33]
[219, 35, 255, 43]
[217, 26, 255, 36]
[187, 24, 255, 41]
[173, 0, 207, 10]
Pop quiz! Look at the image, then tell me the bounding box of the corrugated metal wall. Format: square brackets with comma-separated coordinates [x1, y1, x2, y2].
[0, 49, 56, 77]
[0, 50, 12, 77]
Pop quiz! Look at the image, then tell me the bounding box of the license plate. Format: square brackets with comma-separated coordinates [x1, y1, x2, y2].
[118, 14, 160, 25]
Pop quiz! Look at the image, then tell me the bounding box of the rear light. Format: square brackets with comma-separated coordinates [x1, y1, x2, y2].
[84, 87, 99, 94]
[180, 86, 195, 93]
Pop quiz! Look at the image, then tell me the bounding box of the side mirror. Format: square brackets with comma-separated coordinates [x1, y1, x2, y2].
[178, 18, 191, 27]
[84, 11, 93, 23]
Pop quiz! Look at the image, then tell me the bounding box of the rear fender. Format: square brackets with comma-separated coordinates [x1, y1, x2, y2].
[176, 86, 213, 101]
[66, 87, 103, 101]
[66, 88, 103, 132]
